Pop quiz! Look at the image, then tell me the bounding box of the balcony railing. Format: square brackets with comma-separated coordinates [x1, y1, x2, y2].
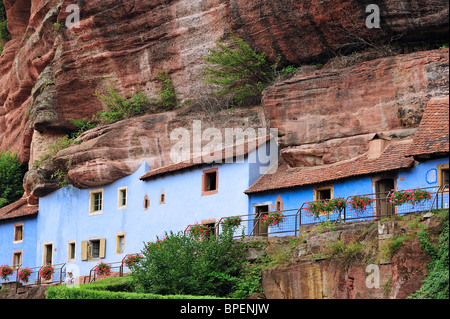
[0, 263, 66, 293]
[212, 185, 449, 238]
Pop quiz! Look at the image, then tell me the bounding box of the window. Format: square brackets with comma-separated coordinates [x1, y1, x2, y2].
[43, 243, 53, 265]
[116, 233, 125, 254]
[68, 241, 76, 261]
[14, 223, 24, 243]
[89, 189, 104, 215]
[275, 195, 283, 212]
[437, 163, 449, 189]
[13, 251, 22, 268]
[81, 239, 106, 261]
[118, 187, 127, 209]
[160, 190, 165, 204]
[91, 240, 100, 259]
[204, 223, 217, 238]
[202, 168, 218, 196]
[254, 205, 269, 237]
[201, 219, 217, 238]
[314, 185, 334, 201]
[143, 195, 150, 210]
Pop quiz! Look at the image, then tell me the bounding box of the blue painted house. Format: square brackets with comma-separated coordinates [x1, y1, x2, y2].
[0, 198, 38, 283]
[0, 98, 448, 280]
[244, 99, 449, 235]
[34, 136, 277, 276]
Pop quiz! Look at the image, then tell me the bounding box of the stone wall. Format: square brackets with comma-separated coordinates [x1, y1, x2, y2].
[245, 212, 441, 299]
[0, 282, 50, 299]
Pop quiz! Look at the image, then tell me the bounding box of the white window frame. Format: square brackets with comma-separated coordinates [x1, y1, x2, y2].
[117, 186, 128, 210]
[116, 233, 126, 254]
[13, 222, 24, 244]
[89, 189, 104, 216]
[67, 241, 76, 262]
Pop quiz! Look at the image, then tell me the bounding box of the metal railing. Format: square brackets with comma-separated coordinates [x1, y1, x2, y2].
[0, 263, 66, 293]
[87, 254, 133, 283]
[212, 185, 449, 238]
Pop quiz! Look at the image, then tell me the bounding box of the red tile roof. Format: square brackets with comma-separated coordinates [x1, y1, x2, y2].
[245, 140, 414, 194]
[0, 198, 39, 222]
[140, 135, 272, 181]
[407, 97, 449, 158]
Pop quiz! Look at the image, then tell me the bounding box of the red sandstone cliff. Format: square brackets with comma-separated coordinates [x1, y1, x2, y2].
[0, 0, 448, 197]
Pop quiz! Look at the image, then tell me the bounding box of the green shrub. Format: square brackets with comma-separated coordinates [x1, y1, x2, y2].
[0, 151, 26, 208]
[202, 36, 279, 107]
[0, 1, 6, 22]
[130, 229, 247, 297]
[410, 209, 449, 299]
[95, 86, 153, 124]
[380, 235, 407, 261]
[0, 1, 9, 55]
[229, 262, 264, 299]
[327, 240, 364, 264]
[67, 117, 97, 139]
[153, 68, 177, 109]
[0, 19, 9, 55]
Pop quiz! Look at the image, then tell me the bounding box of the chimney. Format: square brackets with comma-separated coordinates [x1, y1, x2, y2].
[368, 133, 391, 159]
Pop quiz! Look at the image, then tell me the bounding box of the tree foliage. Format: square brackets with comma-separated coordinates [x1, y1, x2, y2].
[94, 86, 153, 124]
[0, 1, 6, 22]
[0, 151, 26, 208]
[130, 228, 248, 297]
[410, 210, 449, 299]
[0, 0, 9, 55]
[153, 68, 177, 110]
[203, 36, 279, 107]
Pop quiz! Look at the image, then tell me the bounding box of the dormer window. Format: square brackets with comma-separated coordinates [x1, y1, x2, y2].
[368, 133, 391, 159]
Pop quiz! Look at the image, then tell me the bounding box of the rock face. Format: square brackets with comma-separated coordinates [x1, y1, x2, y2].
[0, 0, 448, 197]
[23, 106, 266, 196]
[264, 49, 449, 166]
[1, 0, 449, 161]
[259, 218, 433, 299]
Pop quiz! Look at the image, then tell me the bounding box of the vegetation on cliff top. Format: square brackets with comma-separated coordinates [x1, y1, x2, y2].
[0, 1, 5, 21]
[0, 0, 9, 55]
[202, 36, 298, 108]
[0, 151, 26, 208]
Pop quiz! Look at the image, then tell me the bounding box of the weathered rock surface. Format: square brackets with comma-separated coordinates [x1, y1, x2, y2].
[259, 218, 433, 299]
[0, 0, 448, 199]
[1, 0, 449, 164]
[264, 49, 449, 166]
[23, 106, 266, 195]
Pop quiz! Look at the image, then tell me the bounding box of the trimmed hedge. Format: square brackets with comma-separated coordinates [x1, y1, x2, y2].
[46, 285, 223, 299]
[46, 277, 225, 299]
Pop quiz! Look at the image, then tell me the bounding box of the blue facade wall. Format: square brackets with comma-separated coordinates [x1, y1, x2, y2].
[1, 143, 445, 276]
[248, 176, 374, 214]
[246, 175, 375, 235]
[35, 146, 271, 276]
[398, 157, 449, 190]
[0, 216, 37, 272]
